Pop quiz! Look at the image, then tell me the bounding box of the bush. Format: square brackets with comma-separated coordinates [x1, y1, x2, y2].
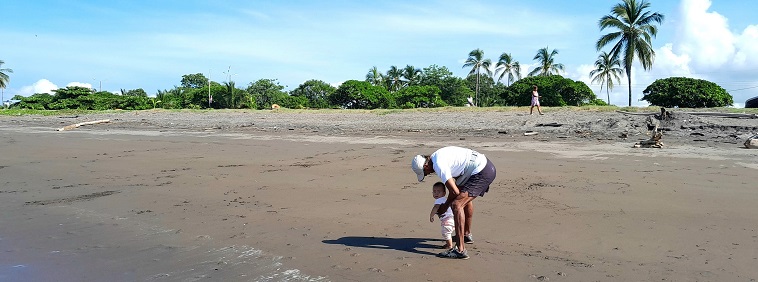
[503, 75, 596, 106]
[642, 77, 733, 108]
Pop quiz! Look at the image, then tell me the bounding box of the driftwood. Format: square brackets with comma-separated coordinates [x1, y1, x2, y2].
[616, 110, 657, 116]
[618, 108, 757, 119]
[536, 122, 563, 127]
[685, 112, 757, 119]
[524, 131, 538, 136]
[57, 119, 111, 131]
[634, 124, 664, 148]
[746, 134, 758, 149]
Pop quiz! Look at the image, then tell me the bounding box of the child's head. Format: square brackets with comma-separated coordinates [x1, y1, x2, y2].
[432, 182, 446, 199]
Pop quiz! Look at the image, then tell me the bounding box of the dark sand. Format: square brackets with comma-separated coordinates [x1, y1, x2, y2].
[1, 109, 757, 281]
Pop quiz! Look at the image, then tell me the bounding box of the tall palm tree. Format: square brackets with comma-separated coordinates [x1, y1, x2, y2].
[597, 0, 664, 106]
[385, 66, 403, 92]
[462, 49, 492, 106]
[590, 51, 625, 105]
[0, 60, 13, 104]
[528, 47, 564, 77]
[495, 52, 521, 86]
[401, 65, 421, 87]
[365, 66, 384, 87]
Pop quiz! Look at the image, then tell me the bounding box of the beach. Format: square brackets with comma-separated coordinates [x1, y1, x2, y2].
[1, 109, 757, 281]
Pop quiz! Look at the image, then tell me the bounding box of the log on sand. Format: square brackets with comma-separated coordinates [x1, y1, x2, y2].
[58, 119, 111, 131]
[746, 134, 758, 149]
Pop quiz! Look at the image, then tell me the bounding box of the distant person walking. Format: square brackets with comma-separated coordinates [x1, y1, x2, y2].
[530, 85, 543, 115]
[411, 146, 497, 259]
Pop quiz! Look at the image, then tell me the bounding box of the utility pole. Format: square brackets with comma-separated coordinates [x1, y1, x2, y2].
[208, 69, 212, 108]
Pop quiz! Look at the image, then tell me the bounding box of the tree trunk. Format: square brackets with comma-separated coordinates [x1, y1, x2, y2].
[627, 73, 632, 107]
[606, 87, 610, 105]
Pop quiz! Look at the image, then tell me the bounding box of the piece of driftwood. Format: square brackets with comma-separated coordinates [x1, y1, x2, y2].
[618, 110, 757, 119]
[685, 112, 757, 119]
[58, 119, 111, 131]
[634, 125, 664, 148]
[617, 110, 657, 116]
[536, 122, 562, 127]
[745, 134, 758, 149]
[524, 131, 538, 136]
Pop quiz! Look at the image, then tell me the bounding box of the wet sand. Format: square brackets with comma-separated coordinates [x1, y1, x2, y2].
[1, 110, 757, 281]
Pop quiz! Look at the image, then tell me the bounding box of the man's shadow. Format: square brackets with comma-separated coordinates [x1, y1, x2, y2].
[322, 236, 441, 256]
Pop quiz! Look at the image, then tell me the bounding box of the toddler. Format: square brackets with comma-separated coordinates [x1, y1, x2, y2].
[429, 182, 455, 249]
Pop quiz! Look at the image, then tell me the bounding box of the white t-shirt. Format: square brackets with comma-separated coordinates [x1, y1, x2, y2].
[430, 146, 487, 183]
[435, 197, 454, 219]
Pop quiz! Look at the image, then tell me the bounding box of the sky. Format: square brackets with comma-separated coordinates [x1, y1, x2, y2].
[2, 0, 757, 107]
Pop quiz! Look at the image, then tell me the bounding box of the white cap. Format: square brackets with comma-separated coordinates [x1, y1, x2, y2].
[411, 155, 426, 182]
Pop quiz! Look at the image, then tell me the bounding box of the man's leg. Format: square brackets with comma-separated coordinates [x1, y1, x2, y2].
[464, 201, 473, 238]
[451, 192, 475, 252]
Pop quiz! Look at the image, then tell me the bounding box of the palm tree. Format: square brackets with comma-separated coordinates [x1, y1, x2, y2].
[596, 0, 664, 106]
[0, 60, 13, 104]
[495, 53, 521, 86]
[590, 51, 625, 105]
[365, 66, 384, 87]
[401, 65, 421, 87]
[462, 49, 492, 106]
[528, 47, 564, 77]
[385, 66, 403, 92]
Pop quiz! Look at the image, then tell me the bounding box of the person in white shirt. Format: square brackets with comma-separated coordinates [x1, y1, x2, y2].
[429, 181, 455, 250]
[411, 146, 497, 259]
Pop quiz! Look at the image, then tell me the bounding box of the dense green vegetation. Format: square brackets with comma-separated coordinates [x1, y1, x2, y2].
[642, 77, 733, 108]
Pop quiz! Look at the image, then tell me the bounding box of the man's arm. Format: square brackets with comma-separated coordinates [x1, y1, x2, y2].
[437, 178, 460, 215]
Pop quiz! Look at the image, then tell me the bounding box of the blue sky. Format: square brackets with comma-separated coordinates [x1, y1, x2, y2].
[2, 0, 757, 107]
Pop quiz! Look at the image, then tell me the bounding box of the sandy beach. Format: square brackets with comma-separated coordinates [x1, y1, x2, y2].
[1, 109, 757, 281]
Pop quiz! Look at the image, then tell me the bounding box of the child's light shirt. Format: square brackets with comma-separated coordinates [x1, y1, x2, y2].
[435, 197, 454, 220]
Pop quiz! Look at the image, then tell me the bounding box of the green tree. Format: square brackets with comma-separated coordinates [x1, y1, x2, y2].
[495, 53, 521, 86]
[330, 80, 389, 109]
[438, 76, 474, 107]
[121, 88, 148, 97]
[402, 65, 422, 87]
[417, 65, 471, 106]
[589, 51, 624, 105]
[419, 65, 453, 87]
[385, 66, 403, 92]
[642, 77, 733, 108]
[528, 47, 564, 77]
[395, 85, 446, 108]
[221, 81, 247, 109]
[290, 79, 336, 108]
[181, 73, 209, 89]
[12, 93, 53, 110]
[504, 75, 596, 106]
[156, 87, 189, 109]
[365, 66, 384, 87]
[465, 74, 498, 106]
[247, 79, 286, 110]
[463, 48, 492, 106]
[597, 0, 664, 106]
[0, 60, 12, 103]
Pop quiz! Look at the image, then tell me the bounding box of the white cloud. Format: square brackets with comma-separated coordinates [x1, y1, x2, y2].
[674, 0, 734, 69]
[67, 82, 93, 89]
[18, 79, 58, 96]
[640, 0, 758, 107]
[733, 25, 758, 68]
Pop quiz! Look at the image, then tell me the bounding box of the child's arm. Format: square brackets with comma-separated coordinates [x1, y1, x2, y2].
[430, 204, 441, 222]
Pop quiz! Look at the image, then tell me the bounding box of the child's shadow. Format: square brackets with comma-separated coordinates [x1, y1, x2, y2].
[322, 236, 440, 256]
